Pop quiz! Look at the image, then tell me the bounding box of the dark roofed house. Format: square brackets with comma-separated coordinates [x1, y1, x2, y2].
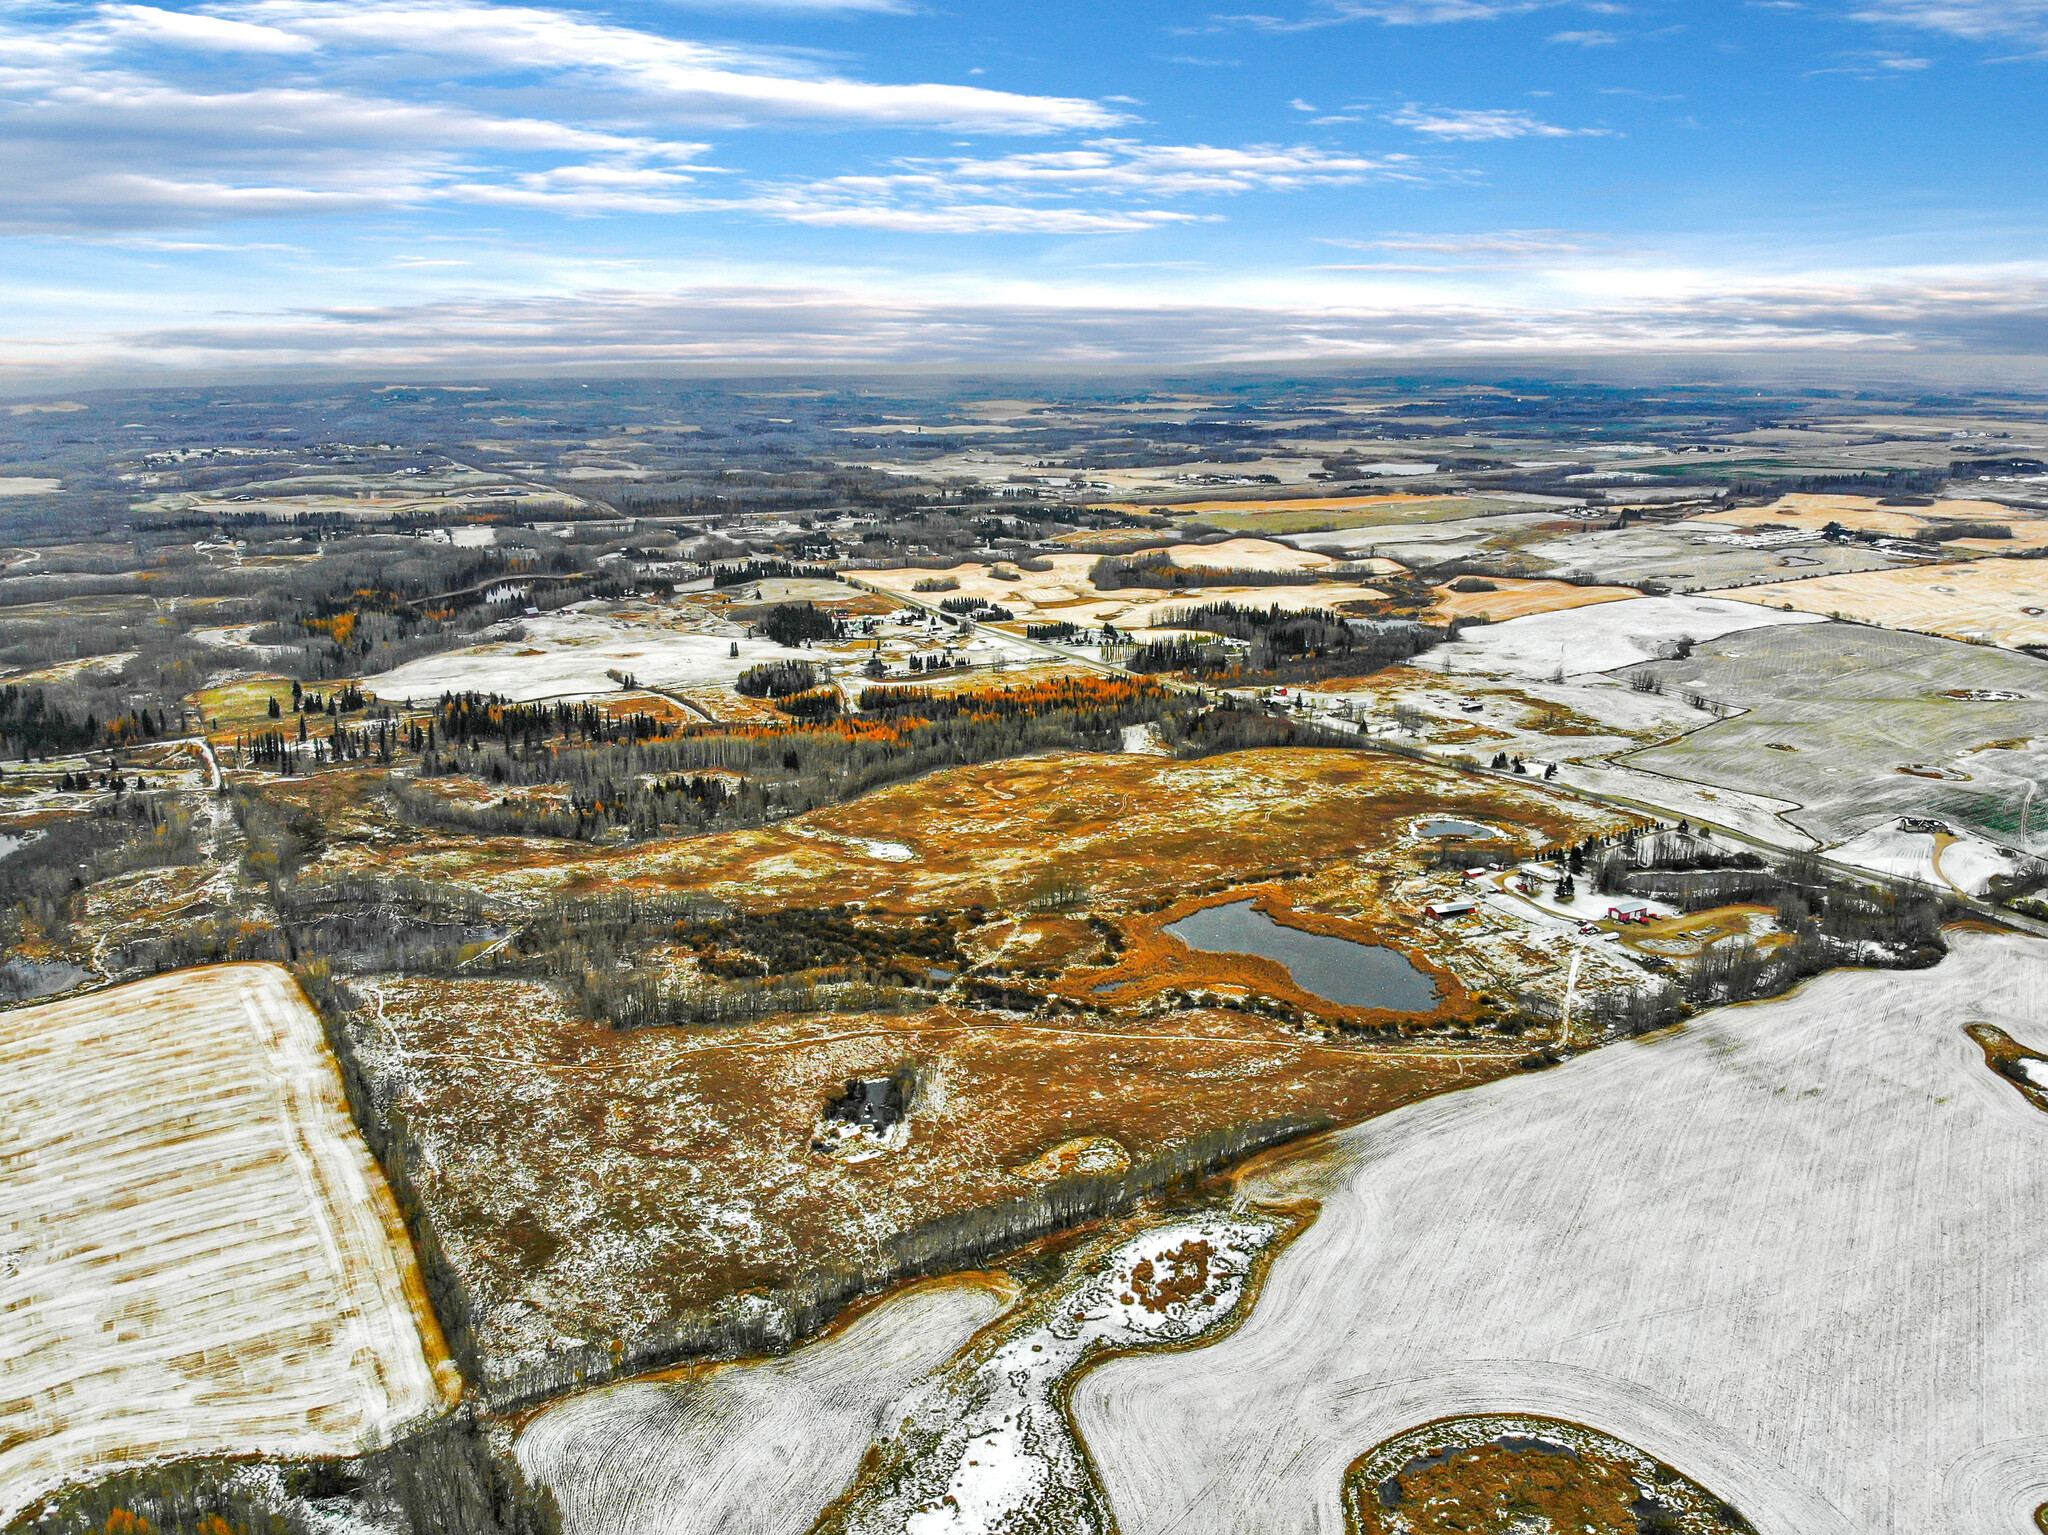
[824, 1076, 905, 1134]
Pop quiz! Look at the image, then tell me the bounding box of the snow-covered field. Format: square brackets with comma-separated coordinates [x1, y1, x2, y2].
[1437, 597, 1826, 678]
[517, 1279, 1013, 1535]
[821, 1214, 1287, 1535]
[1073, 930, 2048, 1535]
[1828, 820, 2028, 895]
[0, 965, 455, 1523]
[369, 611, 821, 703]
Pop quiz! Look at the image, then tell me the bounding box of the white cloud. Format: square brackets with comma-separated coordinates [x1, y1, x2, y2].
[656, 0, 917, 10]
[98, 5, 315, 53]
[1548, 27, 1618, 43]
[1216, 0, 1561, 29]
[1809, 48, 1934, 73]
[32, 267, 2048, 379]
[1385, 104, 1613, 139]
[1851, 0, 2048, 48]
[744, 202, 1205, 233]
[0, 0, 1141, 233]
[0, 64, 717, 232]
[660, 141, 1415, 232]
[916, 140, 1419, 195]
[218, 1, 1125, 131]
[1328, 229, 1595, 253]
[1315, 0, 1557, 20]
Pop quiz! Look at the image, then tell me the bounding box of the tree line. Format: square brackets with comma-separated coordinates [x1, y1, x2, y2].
[1127, 602, 1443, 683]
[394, 675, 1187, 843]
[1089, 554, 1319, 590]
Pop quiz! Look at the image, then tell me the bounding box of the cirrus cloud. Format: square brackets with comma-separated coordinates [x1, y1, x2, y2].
[1851, 0, 2048, 49]
[1385, 104, 1615, 139]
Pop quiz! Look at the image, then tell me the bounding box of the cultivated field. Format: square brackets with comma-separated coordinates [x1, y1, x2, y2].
[1622, 621, 2048, 849]
[1434, 596, 1827, 679]
[1279, 512, 1562, 563]
[1710, 559, 2048, 649]
[516, 1277, 1015, 1535]
[0, 965, 456, 1524]
[1428, 578, 1639, 623]
[1155, 495, 1555, 535]
[1073, 930, 2048, 1535]
[1495, 517, 1910, 593]
[1692, 493, 2048, 550]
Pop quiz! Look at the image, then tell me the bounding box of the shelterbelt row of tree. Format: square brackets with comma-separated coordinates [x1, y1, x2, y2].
[390, 677, 1343, 842]
[1127, 602, 1445, 684]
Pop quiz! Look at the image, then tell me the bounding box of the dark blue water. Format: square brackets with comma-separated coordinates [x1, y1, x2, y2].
[1162, 900, 1439, 1013]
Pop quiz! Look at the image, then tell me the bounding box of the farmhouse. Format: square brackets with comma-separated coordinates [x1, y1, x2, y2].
[824, 1076, 905, 1133]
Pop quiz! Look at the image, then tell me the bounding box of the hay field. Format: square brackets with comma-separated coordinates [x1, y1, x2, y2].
[1435, 596, 1827, 679]
[1428, 579, 1639, 623]
[516, 1277, 1014, 1535]
[1623, 621, 2048, 848]
[0, 965, 455, 1523]
[1074, 930, 2048, 1535]
[1709, 559, 2048, 649]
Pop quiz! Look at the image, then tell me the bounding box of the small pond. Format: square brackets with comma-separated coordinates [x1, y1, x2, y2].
[1162, 899, 1439, 1013]
[1415, 818, 1494, 840]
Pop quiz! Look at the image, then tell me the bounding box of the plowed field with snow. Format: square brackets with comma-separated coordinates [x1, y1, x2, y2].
[1074, 930, 2048, 1535]
[0, 964, 455, 1522]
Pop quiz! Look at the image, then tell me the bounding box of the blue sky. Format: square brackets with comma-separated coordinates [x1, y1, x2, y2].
[1, 0, 2044, 381]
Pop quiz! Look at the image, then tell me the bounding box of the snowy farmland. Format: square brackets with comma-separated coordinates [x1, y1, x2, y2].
[368, 610, 822, 703]
[0, 964, 456, 1523]
[1713, 556, 2048, 650]
[1434, 596, 1827, 679]
[1072, 930, 2048, 1535]
[1620, 622, 2048, 851]
[820, 1213, 1289, 1535]
[1827, 820, 2027, 895]
[517, 1278, 1014, 1535]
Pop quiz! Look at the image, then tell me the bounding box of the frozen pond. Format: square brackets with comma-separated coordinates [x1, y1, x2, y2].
[1414, 817, 1493, 839]
[1163, 900, 1438, 1013]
